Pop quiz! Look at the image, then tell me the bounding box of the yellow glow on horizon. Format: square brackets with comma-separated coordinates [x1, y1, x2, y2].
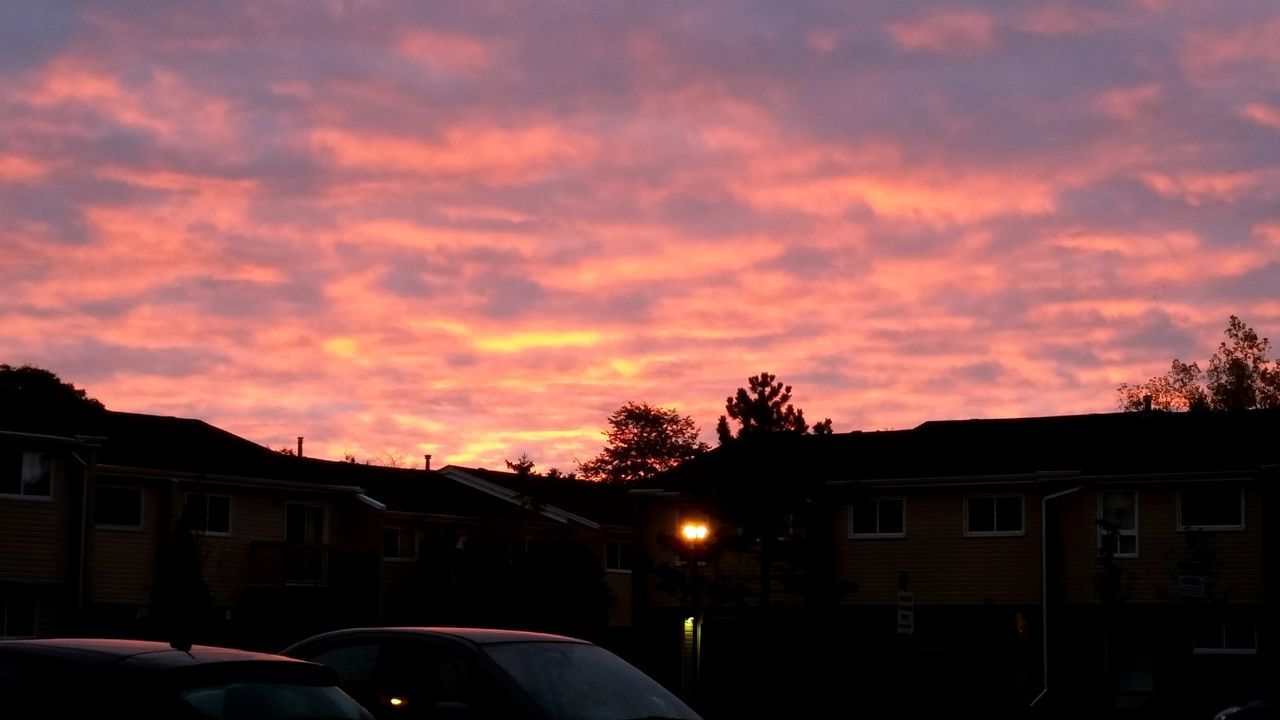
[475, 330, 603, 353]
[323, 337, 359, 358]
[610, 358, 643, 377]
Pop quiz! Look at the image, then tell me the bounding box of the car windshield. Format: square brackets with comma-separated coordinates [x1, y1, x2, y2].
[180, 682, 371, 720]
[482, 641, 699, 720]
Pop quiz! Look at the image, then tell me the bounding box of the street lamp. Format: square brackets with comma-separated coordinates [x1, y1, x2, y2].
[679, 519, 710, 702]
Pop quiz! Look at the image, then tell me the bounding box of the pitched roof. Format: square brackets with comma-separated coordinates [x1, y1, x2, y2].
[640, 409, 1280, 493]
[440, 466, 634, 527]
[1, 409, 515, 516]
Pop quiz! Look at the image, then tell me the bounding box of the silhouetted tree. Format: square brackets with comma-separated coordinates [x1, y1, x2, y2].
[148, 514, 212, 642]
[716, 372, 833, 444]
[1117, 316, 1280, 411]
[577, 402, 709, 484]
[0, 364, 105, 432]
[505, 453, 536, 476]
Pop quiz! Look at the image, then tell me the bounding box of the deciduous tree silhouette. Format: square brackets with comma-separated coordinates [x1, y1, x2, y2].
[578, 402, 709, 484]
[1117, 316, 1280, 411]
[0, 364, 105, 432]
[716, 372, 832, 444]
[148, 514, 213, 642]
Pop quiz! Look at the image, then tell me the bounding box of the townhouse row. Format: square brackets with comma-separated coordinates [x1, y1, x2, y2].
[4, 407, 1277, 716]
[0, 412, 637, 649]
[631, 410, 1278, 717]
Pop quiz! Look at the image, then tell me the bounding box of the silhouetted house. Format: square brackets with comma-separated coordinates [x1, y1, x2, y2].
[1, 411, 636, 649]
[635, 409, 1279, 718]
[438, 466, 638, 629]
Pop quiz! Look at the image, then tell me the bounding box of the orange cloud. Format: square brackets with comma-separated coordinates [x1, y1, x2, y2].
[310, 125, 598, 182]
[734, 169, 1055, 225]
[1140, 170, 1273, 205]
[1183, 16, 1280, 77]
[0, 155, 50, 182]
[397, 29, 491, 71]
[889, 11, 996, 54]
[1096, 84, 1163, 121]
[1242, 103, 1280, 130]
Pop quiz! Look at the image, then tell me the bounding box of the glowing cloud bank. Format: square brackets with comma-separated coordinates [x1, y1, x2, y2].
[2, 1, 1278, 470]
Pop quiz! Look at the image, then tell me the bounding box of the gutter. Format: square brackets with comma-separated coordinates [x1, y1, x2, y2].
[95, 464, 367, 495]
[1030, 485, 1081, 709]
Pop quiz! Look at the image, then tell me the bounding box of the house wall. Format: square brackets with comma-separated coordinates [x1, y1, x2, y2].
[832, 488, 1044, 606]
[0, 454, 77, 586]
[0, 443, 82, 637]
[1059, 482, 1265, 605]
[88, 477, 161, 604]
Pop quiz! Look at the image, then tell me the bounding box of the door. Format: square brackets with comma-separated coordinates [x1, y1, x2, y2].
[285, 503, 326, 584]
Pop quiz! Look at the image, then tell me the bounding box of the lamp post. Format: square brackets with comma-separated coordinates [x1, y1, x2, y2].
[679, 519, 710, 702]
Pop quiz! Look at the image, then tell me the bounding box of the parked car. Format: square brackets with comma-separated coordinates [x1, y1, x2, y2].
[0, 637, 374, 719]
[1215, 698, 1276, 720]
[283, 627, 701, 720]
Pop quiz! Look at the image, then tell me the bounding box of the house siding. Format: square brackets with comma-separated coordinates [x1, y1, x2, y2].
[1061, 483, 1265, 605]
[0, 495, 63, 585]
[833, 490, 1043, 605]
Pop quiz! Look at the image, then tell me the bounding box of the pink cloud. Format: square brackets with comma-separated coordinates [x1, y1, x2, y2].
[889, 11, 997, 54]
[2, 1, 1278, 472]
[310, 125, 598, 181]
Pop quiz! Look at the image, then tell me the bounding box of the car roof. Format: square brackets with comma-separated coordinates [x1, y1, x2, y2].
[0, 638, 320, 672]
[291, 627, 591, 647]
[0, 632, 335, 681]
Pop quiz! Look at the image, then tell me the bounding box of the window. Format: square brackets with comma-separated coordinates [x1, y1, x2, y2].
[94, 486, 143, 529]
[965, 495, 1024, 535]
[1098, 491, 1138, 557]
[848, 498, 906, 538]
[1, 599, 36, 638]
[383, 528, 417, 560]
[1193, 614, 1258, 655]
[0, 450, 55, 499]
[1178, 487, 1244, 530]
[186, 493, 231, 535]
[606, 542, 633, 573]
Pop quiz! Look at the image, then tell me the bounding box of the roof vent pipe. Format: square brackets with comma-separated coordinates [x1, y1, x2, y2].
[424, 454, 432, 470]
[297, 436, 304, 457]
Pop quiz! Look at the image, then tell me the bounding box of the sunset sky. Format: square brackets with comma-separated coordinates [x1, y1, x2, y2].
[3, 1, 1279, 471]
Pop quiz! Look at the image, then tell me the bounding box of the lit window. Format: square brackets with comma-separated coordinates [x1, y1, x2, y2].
[849, 498, 906, 538]
[1098, 491, 1138, 557]
[1178, 487, 1244, 530]
[1, 450, 56, 499]
[965, 495, 1024, 536]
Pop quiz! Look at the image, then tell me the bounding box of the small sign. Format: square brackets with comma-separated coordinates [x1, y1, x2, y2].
[896, 590, 914, 635]
[1177, 575, 1205, 598]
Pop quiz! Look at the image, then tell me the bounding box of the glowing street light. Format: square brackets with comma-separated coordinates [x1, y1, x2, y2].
[680, 521, 710, 543]
[678, 518, 710, 703]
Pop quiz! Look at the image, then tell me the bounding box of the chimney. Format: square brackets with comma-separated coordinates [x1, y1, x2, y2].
[424, 454, 432, 471]
[1142, 395, 1153, 412]
[297, 436, 304, 457]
